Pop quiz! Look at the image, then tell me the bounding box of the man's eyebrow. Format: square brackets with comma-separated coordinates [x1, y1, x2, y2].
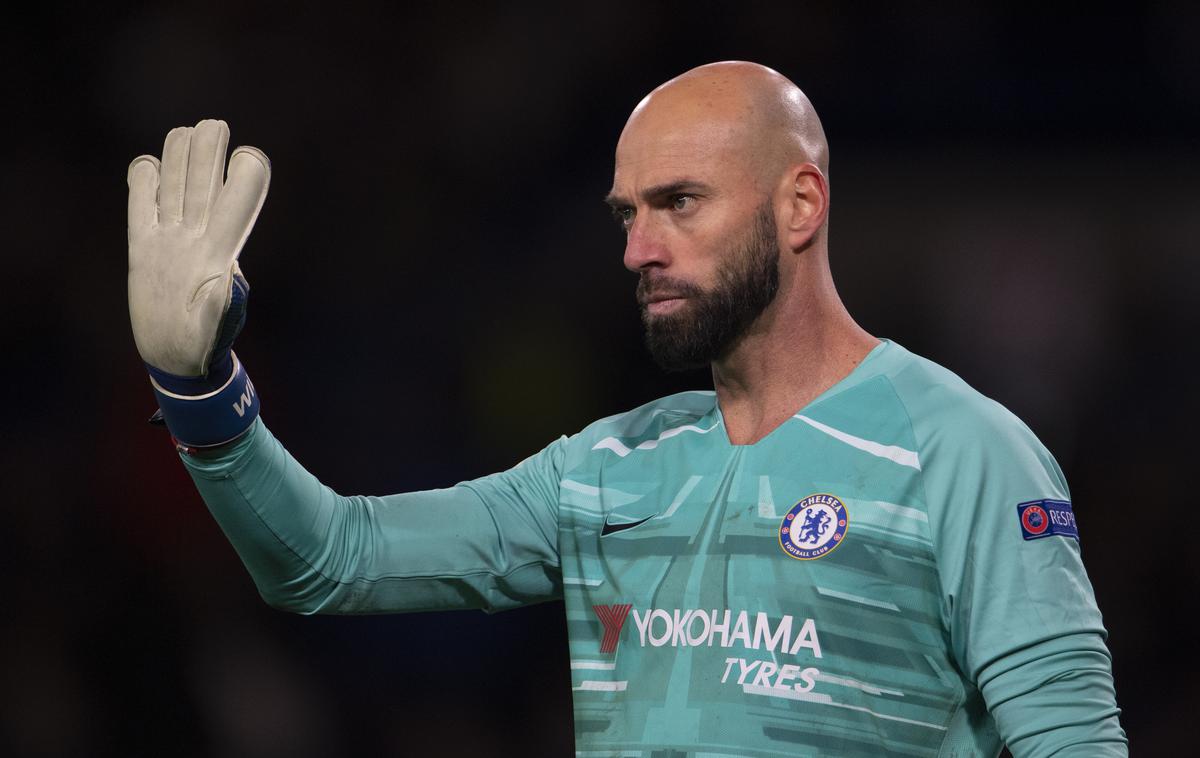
[602, 190, 627, 209]
[604, 180, 714, 208]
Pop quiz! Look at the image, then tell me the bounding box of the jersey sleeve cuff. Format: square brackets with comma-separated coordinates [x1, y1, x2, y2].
[147, 352, 260, 448]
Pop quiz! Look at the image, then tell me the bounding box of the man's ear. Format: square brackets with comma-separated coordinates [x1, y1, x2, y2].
[781, 163, 828, 252]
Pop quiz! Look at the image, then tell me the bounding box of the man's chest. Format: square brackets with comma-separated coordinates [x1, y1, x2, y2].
[559, 431, 930, 588]
[556, 432, 966, 744]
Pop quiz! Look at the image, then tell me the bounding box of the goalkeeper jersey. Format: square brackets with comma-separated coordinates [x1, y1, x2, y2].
[182, 339, 1126, 757]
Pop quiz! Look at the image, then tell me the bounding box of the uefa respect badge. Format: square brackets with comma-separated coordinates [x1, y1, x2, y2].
[779, 493, 849, 560]
[1017, 499, 1079, 541]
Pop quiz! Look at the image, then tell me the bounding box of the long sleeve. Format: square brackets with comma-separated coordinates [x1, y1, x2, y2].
[912, 388, 1128, 757]
[181, 418, 565, 614]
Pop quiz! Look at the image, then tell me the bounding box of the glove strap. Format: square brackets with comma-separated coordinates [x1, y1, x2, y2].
[147, 351, 259, 448]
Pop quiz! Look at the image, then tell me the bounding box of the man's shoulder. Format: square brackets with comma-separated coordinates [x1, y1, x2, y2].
[871, 341, 1034, 442]
[585, 389, 717, 436]
[873, 341, 1059, 482]
[565, 390, 718, 453]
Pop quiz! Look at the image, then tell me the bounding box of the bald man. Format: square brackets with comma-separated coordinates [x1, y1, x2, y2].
[128, 62, 1126, 756]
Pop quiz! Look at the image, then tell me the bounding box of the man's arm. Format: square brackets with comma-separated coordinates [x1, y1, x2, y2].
[126, 120, 563, 614]
[183, 419, 564, 614]
[916, 392, 1127, 757]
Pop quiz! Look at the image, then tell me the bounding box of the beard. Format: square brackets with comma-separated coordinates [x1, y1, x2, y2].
[638, 203, 781, 372]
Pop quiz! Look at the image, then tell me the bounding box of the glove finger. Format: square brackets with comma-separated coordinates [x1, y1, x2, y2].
[208, 146, 271, 263]
[126, 155, 160, 243]
[159, 126, 192, 225]
[182, 119, 229, 230]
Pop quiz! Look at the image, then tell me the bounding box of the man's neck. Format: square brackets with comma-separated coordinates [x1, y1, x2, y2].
[711, 294, 877, 446]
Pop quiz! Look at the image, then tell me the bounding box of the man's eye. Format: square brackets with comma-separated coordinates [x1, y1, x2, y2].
[671, 195, 695, 211]
[612, 207, 635, 229]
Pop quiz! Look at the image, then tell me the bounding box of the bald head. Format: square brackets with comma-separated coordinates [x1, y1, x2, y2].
[618, 61, 828, 186]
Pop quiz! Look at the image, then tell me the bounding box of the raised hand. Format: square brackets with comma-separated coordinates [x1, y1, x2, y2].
[127, 120, 270, 448]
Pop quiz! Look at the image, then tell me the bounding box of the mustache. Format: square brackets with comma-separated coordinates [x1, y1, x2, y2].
[636, 272, 705, 306]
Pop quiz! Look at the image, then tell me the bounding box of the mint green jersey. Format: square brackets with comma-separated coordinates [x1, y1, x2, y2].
[183, 340, 1125, 757]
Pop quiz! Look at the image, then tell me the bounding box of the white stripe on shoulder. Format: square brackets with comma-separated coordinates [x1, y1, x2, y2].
[559, 479, 643, 510]
[794, 414, 921, 470]
[592, 420, 720, 457]
[573, 680, 628, 692]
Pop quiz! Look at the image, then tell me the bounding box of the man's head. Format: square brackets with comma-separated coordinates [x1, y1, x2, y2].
[606, 61, 830, 370]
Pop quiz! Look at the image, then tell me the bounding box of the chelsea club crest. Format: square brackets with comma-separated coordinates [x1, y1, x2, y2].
[779, 493, 849, 560]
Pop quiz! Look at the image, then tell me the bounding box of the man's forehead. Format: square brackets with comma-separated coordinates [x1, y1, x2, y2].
[619, 92, 750, 151]
[618, 116, 740, 154]
[612, 120, 749, 196]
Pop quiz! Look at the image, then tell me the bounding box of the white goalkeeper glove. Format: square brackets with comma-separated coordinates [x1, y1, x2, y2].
[127, 119, 270, 449]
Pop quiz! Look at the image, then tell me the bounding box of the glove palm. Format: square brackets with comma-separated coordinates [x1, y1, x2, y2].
[127, 119, 270, 377]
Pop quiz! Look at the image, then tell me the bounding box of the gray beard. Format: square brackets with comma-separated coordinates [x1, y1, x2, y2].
[639, 204, 781, 372]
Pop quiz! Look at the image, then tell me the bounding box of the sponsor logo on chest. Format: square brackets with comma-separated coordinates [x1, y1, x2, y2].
[590, 604, 824, 695]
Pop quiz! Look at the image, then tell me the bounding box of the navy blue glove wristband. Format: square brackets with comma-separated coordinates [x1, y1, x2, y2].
[147, 351, 259, 448]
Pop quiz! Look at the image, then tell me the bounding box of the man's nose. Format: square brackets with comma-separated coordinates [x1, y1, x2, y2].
[622, 220, 671, 273]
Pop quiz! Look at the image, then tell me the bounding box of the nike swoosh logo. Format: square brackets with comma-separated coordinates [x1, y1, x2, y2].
[600, 513, 656, 537]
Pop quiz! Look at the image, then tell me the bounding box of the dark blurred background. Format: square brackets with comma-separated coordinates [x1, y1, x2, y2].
[2, 1, 1196, 755]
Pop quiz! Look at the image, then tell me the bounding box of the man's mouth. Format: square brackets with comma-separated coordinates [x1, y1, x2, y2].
[643, 296, 688, 316]
[636, 273, 699, 316]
